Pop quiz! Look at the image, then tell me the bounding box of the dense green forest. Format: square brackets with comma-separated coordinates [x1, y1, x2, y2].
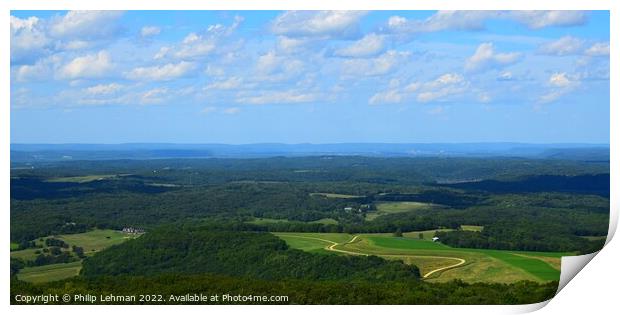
[11, 223, 558, 305]
[11, 273, 558, 305]
[80, 226, 421, 281]
[10, 155, 609, 304]
[11, 156, 609, 253]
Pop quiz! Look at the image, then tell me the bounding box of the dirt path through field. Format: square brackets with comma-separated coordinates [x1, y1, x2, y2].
[282, 234, 466, 279]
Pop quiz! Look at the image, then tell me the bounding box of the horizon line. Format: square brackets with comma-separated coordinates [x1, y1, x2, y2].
[10, 142, 611, 146]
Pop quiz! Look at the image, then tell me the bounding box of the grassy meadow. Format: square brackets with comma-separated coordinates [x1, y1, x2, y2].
[16, 261, 82, 284]
[366, 201, 435, 221]
[11, 229, 138, 283]
[309, 192, 364, 199]
[274, 232, 566, 283]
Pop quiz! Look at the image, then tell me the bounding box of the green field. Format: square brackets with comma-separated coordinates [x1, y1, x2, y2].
[249, 218, 292, 224]
[12, 229, 138, 283]
[17, 261, 82, 284]
[273, 232, 355, 253]
[309, 192, 363, 199]
[10, 229, 133, 260]
[274, 232, 567, 283]
[580, 235, 607, 241]
[461, 225, 484, 232]
[249, 217, 339, 226]
[402, 229, 453, 240]
[11, 248, 45, 261]
[56, 229, 131, 254]
[309, 218, 339, 225]
[366, 201, 434, 221]
[46, 174, 119, 183]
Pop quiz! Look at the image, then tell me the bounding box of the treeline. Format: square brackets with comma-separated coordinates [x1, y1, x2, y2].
[10, 181, 352, 242]
[81, 226, 420, 282]
[239, 201, 607, 254]
[10, 156, 609, 256]
[442, 174, 610, 197]
[11, 155, 608, 187]
[11, 274, 558, 305]
[435, 220, 605, 252]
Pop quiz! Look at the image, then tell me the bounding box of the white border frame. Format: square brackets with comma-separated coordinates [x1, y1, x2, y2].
[2, 1, 616, 314]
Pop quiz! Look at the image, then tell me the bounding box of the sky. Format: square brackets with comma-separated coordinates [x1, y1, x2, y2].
[10, 10, 610, 144]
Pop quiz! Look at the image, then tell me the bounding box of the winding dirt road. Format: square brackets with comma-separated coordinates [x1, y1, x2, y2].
[282, 234, 466, 279]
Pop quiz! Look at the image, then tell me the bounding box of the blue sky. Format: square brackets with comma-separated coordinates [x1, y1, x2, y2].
[10, 10, 610, 144]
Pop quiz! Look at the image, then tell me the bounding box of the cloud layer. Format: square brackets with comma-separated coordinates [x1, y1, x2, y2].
[10, 10, 608, 112]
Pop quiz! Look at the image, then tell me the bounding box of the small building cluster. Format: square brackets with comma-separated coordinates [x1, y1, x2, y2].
[122, 227, 145, 234]
[343, 204, 372, 213]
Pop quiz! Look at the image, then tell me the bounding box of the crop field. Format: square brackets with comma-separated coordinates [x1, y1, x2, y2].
[56, 229, 132, 254]
[12, 229, 138, 283]
[461, 225, 484, 232]
[11, 248, 44, 261]
[402, 229, 453, 240]
[17, 261, 82, 284]
[45, 174, 119, 183]
[309, 192, 364, 199]
[249, 217, 339, 226]
[366, 201, 435, 221]
[580, 235, 607, 241]
[273, 232, 355, 253]
[11, 229, 129, 261]
[274, 232, 567, 283]
[309, 218, 339, 225]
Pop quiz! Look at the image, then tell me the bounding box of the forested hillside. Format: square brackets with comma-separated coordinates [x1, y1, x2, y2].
[81, 226, 421, 281]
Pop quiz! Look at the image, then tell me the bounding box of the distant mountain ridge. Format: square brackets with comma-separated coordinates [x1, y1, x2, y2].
[10, 142, 609, 162]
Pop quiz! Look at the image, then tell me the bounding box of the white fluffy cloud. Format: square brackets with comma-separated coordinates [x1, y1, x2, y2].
[368, 73, 470, 104]
[10, 10, 607, 112]
[174, 31, 217, 58]
[271, 11, 366, 39]
[368, 89, 403, 105]
[141, 26, 161, 37]
[342, 50, 410, 76]
[254, 51, 305, 82]
[335, 33, 385, 58]
[417, 73, 469, 102]
[204, 77, 243, 90]
[14, 55, 61, 82]
[539, 72, 580, 104]
[10, 16, 51, 63]
[125, 61, 196, 81]
[465, 43, 521, 73]
[50, 11, 124, 39]
[539, 36, 584, 56]
[510, 11, 587, 29]
[384, 11, 588, 35]
[59, 51, 114, 79]
[223, 107, 241, 115]
[11, 11, 126, 63]
[154, 16, 243, 60]
[236, 91, 318, 105]
[549, 72, 576, 88]
[585, 42, 610, 56]
[386, 11, 497, 34]
[84, 83, 124, 95]
[276, 36, 314, 54]
[140, 87, 169, 105]
[201, 106, 241, 115]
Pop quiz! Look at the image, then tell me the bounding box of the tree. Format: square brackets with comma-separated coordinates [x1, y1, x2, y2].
[49, 246, 62, 256]
[418, 233, 424, 240]
[393, 228, 403, 237]
[72, 246, 86, 258]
